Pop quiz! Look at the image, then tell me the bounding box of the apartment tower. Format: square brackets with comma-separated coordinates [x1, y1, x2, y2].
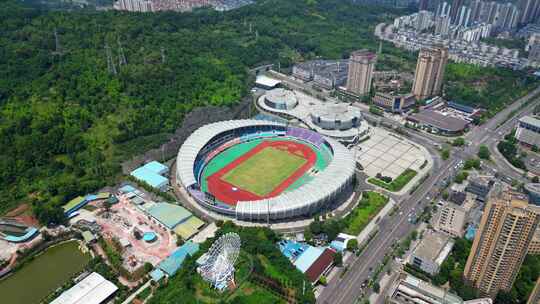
[346, 49, 377, 96]
[411, 46, 448, 100]
[464, 192, 540, 298]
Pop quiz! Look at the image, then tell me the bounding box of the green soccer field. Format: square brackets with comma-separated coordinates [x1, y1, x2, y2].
[222, 147, 307, 196]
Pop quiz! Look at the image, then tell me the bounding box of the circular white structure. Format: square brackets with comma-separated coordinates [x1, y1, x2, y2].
[310, 104, 362, 130]
[264, 88, 298, 110]
[198, 232, 241, 290]
[176, 119, 356, 221]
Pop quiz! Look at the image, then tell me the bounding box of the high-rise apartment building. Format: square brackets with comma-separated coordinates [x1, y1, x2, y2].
[411, 46, 448, 100]
[527, 278, 540, 304]
[418, 0, 429, 11]
[518, 0, 540, 25]
[464, 192, 540, 298]
[346, 50, 377, 96]
[449, 0, 465, 22]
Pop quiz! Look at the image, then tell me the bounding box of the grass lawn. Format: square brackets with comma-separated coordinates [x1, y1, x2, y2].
[222, 147, 306, 196]
[343, 191, 389, 235]
[368, 169, 417, 192]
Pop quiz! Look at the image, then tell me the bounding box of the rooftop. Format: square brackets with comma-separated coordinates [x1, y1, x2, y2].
[396, 273, 463, 304]
[142, 161, 168, 175]
[255, 75, 281, 87]
[50, 272, 118, 304]
[146, 203, 192, 230]
[158, 241, 199, 276]
[408, 110, 469, 132]
[130, 167, 168, 189]
[304, 248, 335, 283]
[412, 230, 453, 263]
[293, 246, 324, 273]
[520, 115, 540, 128]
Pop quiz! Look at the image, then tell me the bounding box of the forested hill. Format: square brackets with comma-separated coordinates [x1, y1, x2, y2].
[0, 0, 402, 222]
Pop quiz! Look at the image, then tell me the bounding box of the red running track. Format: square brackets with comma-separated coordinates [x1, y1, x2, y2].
[206, 140, 316, 206]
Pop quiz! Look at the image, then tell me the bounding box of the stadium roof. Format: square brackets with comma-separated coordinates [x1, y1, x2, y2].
[50, 272, 117, 304]
[146, 203, 192, 229]
[176, 119, 356, 219]
[130, 167, 168, 189]
[158, 241, 199, 276]
[142, 161, 169, 175]
[407, 110, 469, 132]
[177, 120, 283, 187]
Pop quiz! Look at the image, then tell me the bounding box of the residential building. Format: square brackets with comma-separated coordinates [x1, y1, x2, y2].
[526, 183, 540, 206]
[372, 92, 416, 113]
[516, 116, 540, 148]
[518, 0, 540, 25]
[435, 15, 451, 36]
[436, 202, 467, 237]
[388, 273, 464, 304]
[529, 227, 540, 254]
[449, 0, 465, 23]
[466, 174, 494, 202]
[418, 0, 429, 11]
[346, 50, 377, 96]
[464, 192, 540, 298]
[408, 230, 454, 275]
[527, 277, 540, 304]
[412, 46, 448, 100]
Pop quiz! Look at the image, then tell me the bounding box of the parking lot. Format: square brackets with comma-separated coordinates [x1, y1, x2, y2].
[356, 128, 427, 179]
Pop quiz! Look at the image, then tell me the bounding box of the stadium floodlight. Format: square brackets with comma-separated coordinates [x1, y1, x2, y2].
[197, 232, 241, 291]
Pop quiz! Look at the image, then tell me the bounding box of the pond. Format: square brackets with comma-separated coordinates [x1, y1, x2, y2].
[0, 240, 91, 304]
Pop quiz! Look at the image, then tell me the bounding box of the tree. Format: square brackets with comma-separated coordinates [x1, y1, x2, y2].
[452, 137, 466, 147]
[373, 282, 380, 293]
[441, 149, 450, 160]
[347, 239, 358, 251]
[318, 275, 328, 286]
[478, 145, 491, 160]
[334, 252, 343, 267]
[533, 176, 539, 183]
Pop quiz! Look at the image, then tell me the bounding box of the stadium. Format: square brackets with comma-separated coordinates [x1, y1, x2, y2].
[176, 120, 356, 221]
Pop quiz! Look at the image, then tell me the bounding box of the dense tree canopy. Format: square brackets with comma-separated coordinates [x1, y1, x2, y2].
[0, 0, 402, 219]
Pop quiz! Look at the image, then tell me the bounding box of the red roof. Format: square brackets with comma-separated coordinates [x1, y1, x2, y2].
[304, 248, 336, 283]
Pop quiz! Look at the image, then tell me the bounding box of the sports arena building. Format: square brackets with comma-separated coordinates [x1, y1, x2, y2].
[256, 88, 369, 143]
[176, 120, 356, 221]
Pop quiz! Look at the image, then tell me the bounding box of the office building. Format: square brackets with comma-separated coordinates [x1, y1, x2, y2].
[464, 192, 540, 298]
[408, 230, 454, 275]
[516, 116, 540, 148]
[412, 46, 448, 100]
[373, 92, 416, 113]
[466, 174, 494, 202]
[346, 50, 377, 96]
[527, 278, 540, 304]
[436, 202, 467, 237]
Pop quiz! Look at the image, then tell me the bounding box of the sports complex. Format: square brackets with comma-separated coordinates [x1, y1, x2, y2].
[176, 120, 356, 221]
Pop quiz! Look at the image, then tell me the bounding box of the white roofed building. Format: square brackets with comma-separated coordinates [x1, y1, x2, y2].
[50, 272, 118, 304]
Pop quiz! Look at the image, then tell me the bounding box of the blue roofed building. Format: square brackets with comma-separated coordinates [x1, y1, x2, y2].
[118, 185, 136, 194]
[158, 241, 199, 276]
[142, 161, 169, 175]
[130, 167, 169, 191]
[149, 269, 165, 282]
[278, 240, 336, 283]
[447, 101, 475, 114]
